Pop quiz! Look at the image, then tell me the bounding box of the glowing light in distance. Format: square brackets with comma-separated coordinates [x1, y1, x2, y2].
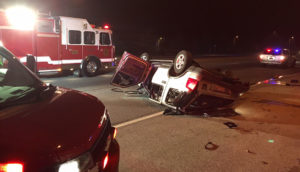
[279, 56, 285, 61]
[103, 24, 110, 29]
[259, 54, 264, 59]
[5, 6, 37, 30]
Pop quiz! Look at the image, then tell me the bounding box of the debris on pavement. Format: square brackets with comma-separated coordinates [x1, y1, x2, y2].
[205, 142, 219, 151]
[262, 161, 269, 165]
[111, 87, 144, 95]
[246, 149, 256, 154]
[163, 108, 184, 115]
[202, 112, 210, 118]
[224, 122, 238, 129]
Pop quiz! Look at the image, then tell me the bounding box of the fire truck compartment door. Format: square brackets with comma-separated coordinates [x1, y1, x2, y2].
[36, 19, 60, 71]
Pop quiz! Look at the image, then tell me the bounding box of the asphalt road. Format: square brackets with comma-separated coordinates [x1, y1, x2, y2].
[41, 55, 300, 172]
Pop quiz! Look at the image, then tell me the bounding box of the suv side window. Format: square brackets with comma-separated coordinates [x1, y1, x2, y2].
[84, 31, 95, 45]
[100, 32, 111, 45]
[69, 30, 81, 44]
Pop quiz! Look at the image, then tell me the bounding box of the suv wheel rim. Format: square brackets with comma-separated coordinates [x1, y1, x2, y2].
[87, 61, 98, 74]
[141, 55, 147, 61]
[176, 55, 185, 69]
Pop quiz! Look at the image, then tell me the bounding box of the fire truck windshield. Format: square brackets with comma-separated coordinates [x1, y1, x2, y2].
[5, 6, 37, 30]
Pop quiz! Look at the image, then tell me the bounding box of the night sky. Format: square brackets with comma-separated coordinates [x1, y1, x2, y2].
[1, 0, 299, 54]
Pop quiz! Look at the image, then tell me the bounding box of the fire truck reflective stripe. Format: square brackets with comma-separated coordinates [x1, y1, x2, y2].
[37, 33, 60, 38]
[61, 60, 82, 64]
[0, 26, 17, 30]
[19, 56, 113, 64]
[100, 58, 114, 62]
[39, 69, 61, 72]
[19, 56, 82, 64]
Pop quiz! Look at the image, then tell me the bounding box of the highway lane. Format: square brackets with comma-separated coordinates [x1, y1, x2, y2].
[41, 55, 300, 125]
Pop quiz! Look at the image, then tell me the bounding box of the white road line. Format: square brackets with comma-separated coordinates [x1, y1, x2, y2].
[114, 111, 163, 128]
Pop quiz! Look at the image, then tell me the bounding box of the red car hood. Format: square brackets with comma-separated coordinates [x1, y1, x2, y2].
[0, 87, 106, 169]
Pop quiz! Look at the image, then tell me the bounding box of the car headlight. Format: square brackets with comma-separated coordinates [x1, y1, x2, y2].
[58, 152, 93, 172]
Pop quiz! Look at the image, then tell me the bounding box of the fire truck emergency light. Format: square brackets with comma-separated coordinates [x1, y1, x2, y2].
[5, 6, 37, 30]
[103, 24, 110, 29]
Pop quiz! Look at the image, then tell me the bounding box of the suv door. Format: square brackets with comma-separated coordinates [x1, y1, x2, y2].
[111, 52, 151, 87]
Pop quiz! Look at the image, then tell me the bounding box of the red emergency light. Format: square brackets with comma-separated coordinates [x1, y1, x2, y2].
[103, 24, 110, 29]
[266, 48, 272, 52]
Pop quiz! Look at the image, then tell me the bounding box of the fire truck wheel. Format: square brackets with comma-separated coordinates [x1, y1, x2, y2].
[173, 50, 193, 75]
[82, 57, 101, 77]
[140, 52, 150, 62]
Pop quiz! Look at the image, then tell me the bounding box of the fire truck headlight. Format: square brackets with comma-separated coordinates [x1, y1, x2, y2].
[6, 6, 37, 30]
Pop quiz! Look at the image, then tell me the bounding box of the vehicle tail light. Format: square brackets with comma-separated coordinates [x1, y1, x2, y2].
[186, 78, 198, 91]
[113, 128, 117, 139]
[259, 54, 264, 59]
[0, 163, 23, 172]
[279, 56, 285, 61]
[102, 154, 109, 169]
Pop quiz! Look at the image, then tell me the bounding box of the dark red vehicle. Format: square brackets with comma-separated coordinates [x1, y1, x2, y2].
[0, 46, 119, 172]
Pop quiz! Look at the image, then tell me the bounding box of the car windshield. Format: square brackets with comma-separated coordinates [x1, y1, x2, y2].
[0, 47, 38, 107]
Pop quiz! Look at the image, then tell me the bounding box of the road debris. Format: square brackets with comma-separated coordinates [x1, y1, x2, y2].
[163, 108, 184, 115]
[246, 149, 256, 154]
[205, 142, 219, 151]
[224, 122, 238, 129]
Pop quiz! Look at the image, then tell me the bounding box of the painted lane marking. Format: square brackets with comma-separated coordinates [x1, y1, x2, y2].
[114, 111, 163, 128]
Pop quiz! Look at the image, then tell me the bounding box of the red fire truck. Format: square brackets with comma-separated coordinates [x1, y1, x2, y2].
[0, 6, 115, 77]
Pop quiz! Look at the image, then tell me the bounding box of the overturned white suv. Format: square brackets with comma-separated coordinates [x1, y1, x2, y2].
[111, 50, 249, 113]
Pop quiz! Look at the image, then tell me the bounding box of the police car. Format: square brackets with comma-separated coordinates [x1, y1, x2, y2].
[259, 48, 296, 67]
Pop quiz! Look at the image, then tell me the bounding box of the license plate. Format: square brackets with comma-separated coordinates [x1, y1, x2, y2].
[268, 56, 274, 60]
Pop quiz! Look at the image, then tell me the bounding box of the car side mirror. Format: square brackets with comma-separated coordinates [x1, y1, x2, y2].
[26, 54, 36, 73]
